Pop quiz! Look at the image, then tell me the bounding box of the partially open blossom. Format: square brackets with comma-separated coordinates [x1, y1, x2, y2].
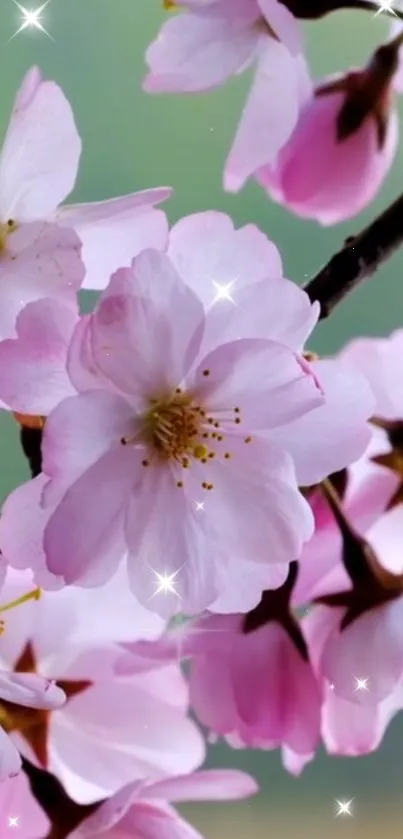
[119, 568, 322, 777]
[0, 772, 49, 838]
[0, 67, 171, 291]
[0, 568, 203, 803]
[144, 0, 310, 191]
[257, 38, 401, 224]
[68, 770, 258, 839]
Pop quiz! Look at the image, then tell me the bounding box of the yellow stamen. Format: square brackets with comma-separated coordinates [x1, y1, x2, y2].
[163, 0, 177, 8]
[0, 587, 41, 615]
[0, 219, 17, 253]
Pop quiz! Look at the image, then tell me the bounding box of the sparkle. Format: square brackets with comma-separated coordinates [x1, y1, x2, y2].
[149, 568, 182, 600]
[354, 677, 369, 692]
[212, 281, 236, 305]
[195, 501, 205, 511]
[373, 0, 398, 16]
[8, 0, 53, 42]
[335, 799, 354, 817]
[8, 817, 19, 828]
[329, 682, 335, 691]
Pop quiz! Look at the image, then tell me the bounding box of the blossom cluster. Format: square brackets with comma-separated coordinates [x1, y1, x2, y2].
[1, 1, 403, 836]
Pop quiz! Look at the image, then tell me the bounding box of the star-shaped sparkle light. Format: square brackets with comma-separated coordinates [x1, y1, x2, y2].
[195, 501, 205, 512]
[354, 677, 369, 692]
[335, 799, 354, 817]
[150, 568, 182, 600]
[8, 817, 19, 829]
[9, 0, 53, 42]
[373, 0, 398, 16]
[212, 281, 237, 305]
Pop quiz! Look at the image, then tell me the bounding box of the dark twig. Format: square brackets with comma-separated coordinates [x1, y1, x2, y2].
[19, 426, 43, 478]
[22, 758, 100, 839]
[305, 192, 403, 319]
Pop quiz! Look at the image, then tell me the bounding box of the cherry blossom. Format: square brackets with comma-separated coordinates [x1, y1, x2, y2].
[0, 568, 204, 803]
[256, 40, 400, 224]
[0, 67, 171, 291]
[144, 0, 309, 191]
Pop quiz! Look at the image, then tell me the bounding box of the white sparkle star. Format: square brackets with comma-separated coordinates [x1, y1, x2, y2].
[212, 281, 236, 305]
[354, 677, 369, 692]
[8, 0, 53, 42]
[328, 682, 335, 691]
[195, 501, 205, 512]
[8, 816, 19, 828]
[373, 0, 398, 16]
[335, 799, 354, 817]
[149, 568, 182, 600]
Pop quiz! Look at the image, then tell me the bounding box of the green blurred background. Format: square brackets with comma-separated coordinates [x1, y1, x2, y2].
[1, 0, 403, 836]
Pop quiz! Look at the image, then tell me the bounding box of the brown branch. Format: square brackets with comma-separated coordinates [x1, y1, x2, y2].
[304, 191, 403, 319]
[22, 759, 101, 839]
[281, 0, 403, 20]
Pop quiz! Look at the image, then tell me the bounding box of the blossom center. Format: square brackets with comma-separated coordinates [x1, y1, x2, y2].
[140, 390, 210, 465]
[0, 219, 17, 252]
[121, 379, 253, 491]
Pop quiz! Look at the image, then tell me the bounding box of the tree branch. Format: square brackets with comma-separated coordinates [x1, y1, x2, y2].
[22, 759, 100, 839]
[304, 191, 403, 319]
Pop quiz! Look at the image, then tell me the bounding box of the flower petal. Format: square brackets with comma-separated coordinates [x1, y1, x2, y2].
[167, 211, 282, 309]
[43, 447, 136, 584]
[90, 250, 205, 395]
[0, 299, 77, 414]
[0, 671, 65, 709]
[144, 5, 259, 93]
[269, 358, 375, 486]
[0, 222, 83, 341]
[0, 70, 81, 221]
[192, 338, 323, 430]
[57, 192, 171, 291]
[146, 770, 258, 802]
[224, 40, 301, 191]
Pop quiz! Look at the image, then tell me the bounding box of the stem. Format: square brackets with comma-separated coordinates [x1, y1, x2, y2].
[22, 759, 100, 839]
[304, 191, 403, 318]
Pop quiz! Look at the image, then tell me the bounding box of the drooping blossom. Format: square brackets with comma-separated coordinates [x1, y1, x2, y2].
[0, 66, 171, 291]
[119, 564, 322, 776]
[256, 38, 401, 224]
[68, 770, 258, 839]
[144, 1, 310, 191]
[303, 604, 403, 758]
[0, 772, 49, 838]
[0, 568, 204, 803]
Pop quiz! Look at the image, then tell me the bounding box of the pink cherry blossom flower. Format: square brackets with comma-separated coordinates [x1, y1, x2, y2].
[144, 1, 310, 191]
[26, 249, 327, 615]
[120, 608, 321, 776]
[0, 238, 374, 615]
[0, 772, 49, 838]
[0, 568, 204, 803]
[256, 43, 400, 224]
[0, 66, 171, 291]
[68, 769, 258, 839]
